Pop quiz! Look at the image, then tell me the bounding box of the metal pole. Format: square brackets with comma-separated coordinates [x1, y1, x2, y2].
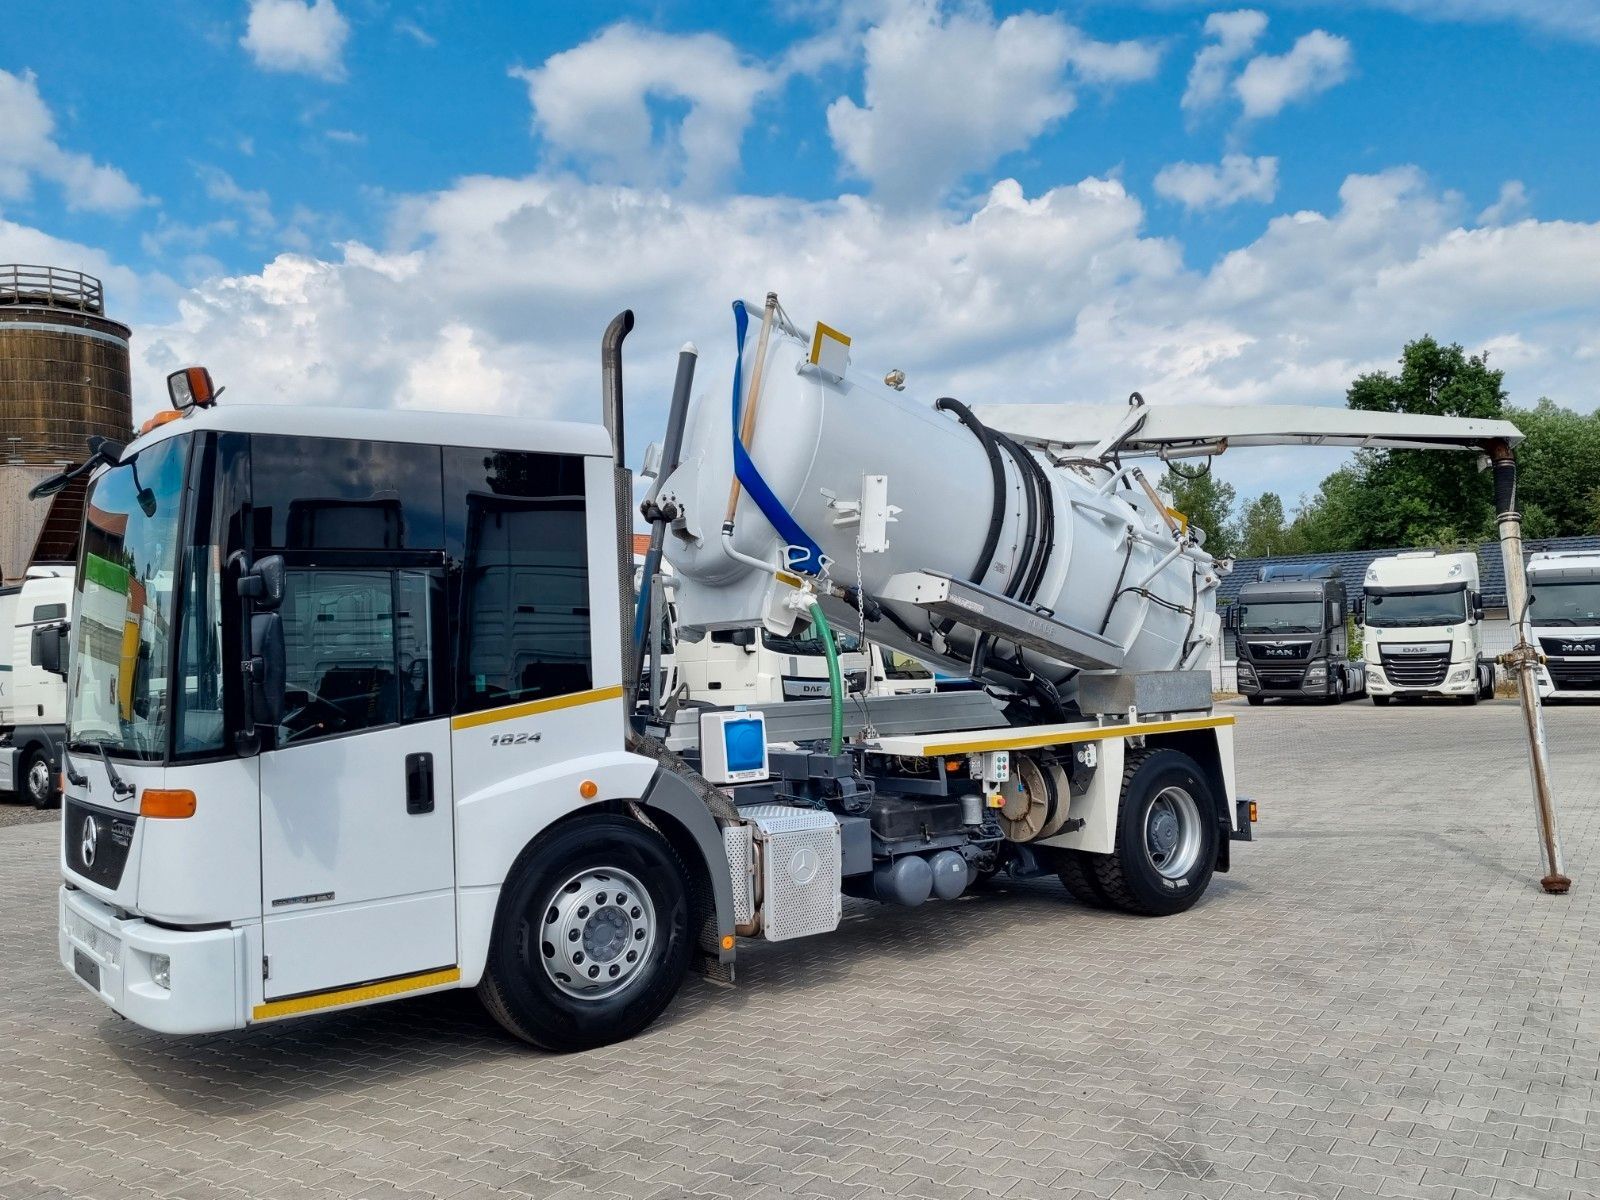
[1487, 439, 1570, 894]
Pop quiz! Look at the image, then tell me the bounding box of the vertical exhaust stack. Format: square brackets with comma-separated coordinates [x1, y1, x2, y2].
[601, 310, 637, 690]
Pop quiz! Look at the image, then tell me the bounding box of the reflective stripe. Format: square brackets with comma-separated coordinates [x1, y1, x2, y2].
[895, 714, 1235, 756]
[253, 966, 460, 1021]
[450, 684, 624, 731]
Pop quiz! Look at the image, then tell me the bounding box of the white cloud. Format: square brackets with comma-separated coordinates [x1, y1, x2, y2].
[241, 0, 350, 81]
[198, 166, 275, 235]
[114, 164, 1600, 487]
[826, 2, 1142, 206]
[511, 24, 774, 193]
[0, 69, 146, 213]
[1357, 1, 1600, 43]
[1233, 29, 1352, 118]
[1183, 9, 1268, 112]
[1155, 154, 1279, 209]
[1478, 179, 1529, 225]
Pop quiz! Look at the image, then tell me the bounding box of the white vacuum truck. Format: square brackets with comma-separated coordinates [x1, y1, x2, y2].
[1, 566, 73, 807]
[1361, 550, 1495, 704]
[48, 297, 1540, 1054]
[1527, 550, 1600, 700]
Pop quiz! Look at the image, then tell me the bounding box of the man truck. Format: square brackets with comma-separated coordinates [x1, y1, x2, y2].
[1361, 550, 1494, 704]
[43, 296, 1525, 1051]
[1527, 550, 1600, 701]
[1, 566, 73, 808]
[1230, 564, 1365, 705]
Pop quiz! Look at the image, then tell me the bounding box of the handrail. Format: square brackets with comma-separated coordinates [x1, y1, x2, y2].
[0, 265, 105, 314]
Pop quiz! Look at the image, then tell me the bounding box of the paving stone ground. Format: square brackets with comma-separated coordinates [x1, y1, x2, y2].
[2, 698, 1597, 1200]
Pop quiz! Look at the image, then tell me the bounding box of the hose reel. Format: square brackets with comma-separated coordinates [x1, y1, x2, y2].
[997, 754, 1076, 843]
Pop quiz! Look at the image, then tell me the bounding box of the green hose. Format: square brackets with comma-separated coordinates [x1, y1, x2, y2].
[809, 601, 845, 755]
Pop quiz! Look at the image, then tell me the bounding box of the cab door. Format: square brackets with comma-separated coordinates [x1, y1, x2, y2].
[258, 566, 457, 1002]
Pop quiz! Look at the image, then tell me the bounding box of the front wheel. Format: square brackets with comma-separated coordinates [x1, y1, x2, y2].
[24, 748, 56, 809]
[1088, 749, 1219, 917]
[1246, 695, 1265, 707]
[479, 815, 692, 1052]
[1371, 695, 1391, 706]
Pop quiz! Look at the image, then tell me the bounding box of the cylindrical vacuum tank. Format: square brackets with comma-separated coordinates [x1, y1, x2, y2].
[0, 266, 133, 584]
[657, 304, 1219, 691]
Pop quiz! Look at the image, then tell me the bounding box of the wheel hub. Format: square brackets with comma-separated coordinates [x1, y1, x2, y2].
[27, 760, 51, 802]
[539, 867, 655, 1001]
[1143, 786, 1203, 881]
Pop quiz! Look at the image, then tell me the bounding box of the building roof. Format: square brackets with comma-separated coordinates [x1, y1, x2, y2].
[1218, 534, 1600, 609]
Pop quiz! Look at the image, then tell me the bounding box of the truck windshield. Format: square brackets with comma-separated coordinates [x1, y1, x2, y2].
[67, 436, 191, 760]
[1530, 581, 1600, 626]
[1365, 588, 1467, 628]
[1236, 600, 1322, 633]
[764, 620, 861, 656]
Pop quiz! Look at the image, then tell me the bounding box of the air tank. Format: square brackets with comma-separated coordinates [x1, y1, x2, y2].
[0, 266, 132, 584]
[657, 300, 1220, 695]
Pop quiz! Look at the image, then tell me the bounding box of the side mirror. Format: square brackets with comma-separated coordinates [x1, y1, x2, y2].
[727, 627, 757, 651]
[30, 623, 68, 678]
[237, 553, 286, 610]
[1353, 598, 1366, 622]
[845, 669, 869, 694]
[246, 611, 287, 727]
[1474, 606, 1484, 622]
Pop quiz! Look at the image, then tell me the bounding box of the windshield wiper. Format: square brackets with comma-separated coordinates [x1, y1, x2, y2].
[62, 750, 88, 788]
[95, 743, 136, 798]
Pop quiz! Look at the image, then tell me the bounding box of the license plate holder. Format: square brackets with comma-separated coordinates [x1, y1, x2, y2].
[73, 947, 101, 992]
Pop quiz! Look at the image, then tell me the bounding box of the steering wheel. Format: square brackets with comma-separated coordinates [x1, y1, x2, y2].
[280, 688, 350, 738]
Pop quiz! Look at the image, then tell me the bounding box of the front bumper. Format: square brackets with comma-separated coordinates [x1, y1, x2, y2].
[1536, 666, 1600, 700]
[1366, 667, 1476, 697]
[59, 886, 248, 1035]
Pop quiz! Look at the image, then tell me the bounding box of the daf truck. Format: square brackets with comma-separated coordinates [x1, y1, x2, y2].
[1362, 550, 1495, 704]
[1, 566, 73, 808]
[1527, 550, 1600, 701]
[43, 299, 1523, 1052]
[1229, 564, 1365, 704]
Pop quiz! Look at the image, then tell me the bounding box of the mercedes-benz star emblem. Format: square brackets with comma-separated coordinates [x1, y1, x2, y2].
[81, 816, 99, 868]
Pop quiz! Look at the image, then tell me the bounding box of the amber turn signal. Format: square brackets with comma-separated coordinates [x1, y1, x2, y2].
[1248, 801, 1258, 823]
[579, 780, 598, 799]
[140, 789, 197, 819]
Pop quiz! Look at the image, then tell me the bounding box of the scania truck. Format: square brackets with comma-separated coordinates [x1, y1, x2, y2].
[42, 297, 1524, 1052]
[1527, 550, 1600, 701]
[1230, 563, 1365, 704]
[1362, 550, 1495, 704]
[1, 566, 73, 808]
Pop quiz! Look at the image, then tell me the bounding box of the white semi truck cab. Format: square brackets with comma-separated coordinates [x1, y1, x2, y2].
[1, 566, 73, 807]
[1527, 550, 1600, 700]
[44, 303, 1526, 1051]
[1361, 550, 1494, 704]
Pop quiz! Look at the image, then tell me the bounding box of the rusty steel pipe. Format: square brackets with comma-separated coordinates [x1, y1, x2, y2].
[1486, 439, 1570, 894]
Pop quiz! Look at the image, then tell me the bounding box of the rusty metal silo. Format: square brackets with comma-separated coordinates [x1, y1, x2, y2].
[0, 266, 133, 584]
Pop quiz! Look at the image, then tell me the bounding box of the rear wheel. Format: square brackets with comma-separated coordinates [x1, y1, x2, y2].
[479, 815, 691, 1052]
[1056, 850, 1109, 908]
[23, 748, 55, 809]
[1088, 749, 1219, 917]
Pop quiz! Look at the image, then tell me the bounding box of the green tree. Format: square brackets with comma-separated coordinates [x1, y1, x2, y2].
[1286, 465, 1372, 553]
[1234, 492, 1300, 558]
[1342, 335, 1508, 547]
[1505, 398, 1600, 537]
[1160, 466, 1237, 557]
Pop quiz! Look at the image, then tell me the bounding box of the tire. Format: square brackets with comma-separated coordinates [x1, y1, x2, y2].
[1371, 695, 1390, 706]
[478, 815, 692, 1052]
[1246, 695, 1264, 707]
[1087, 749, 1219, 917]
[23, 748, 56, 809]
[1459, 688, 1479, 706]
[1056, 850, 1110, 908]
[1323, 676, 1345, 705]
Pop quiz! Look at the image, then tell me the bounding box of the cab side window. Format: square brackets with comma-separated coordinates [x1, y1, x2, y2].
[445, 448, 591, 715]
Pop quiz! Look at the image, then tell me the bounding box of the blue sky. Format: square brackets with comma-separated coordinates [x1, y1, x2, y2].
[3, 1, 1599, 504]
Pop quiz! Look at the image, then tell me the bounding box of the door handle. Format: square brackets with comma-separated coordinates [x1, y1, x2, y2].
[405, 752, 434, 815]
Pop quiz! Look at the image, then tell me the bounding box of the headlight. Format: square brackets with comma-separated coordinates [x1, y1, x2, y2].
[1448, 669, 1470, 684]
[151, 954, 171, 990]
[1304, 666, 1326, 682]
